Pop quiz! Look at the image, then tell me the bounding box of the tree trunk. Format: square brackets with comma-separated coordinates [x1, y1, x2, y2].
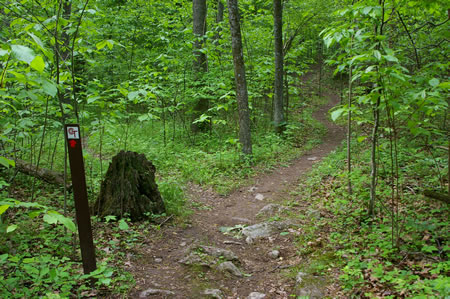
[11, 158, 70, 189]
[216, 0, 224, 24]
[94, 151, 165, 221]
[369, 95, 380, 218]
[193, 0, 207, 73]
[227, 0, 252, 155]
[273, 0, 285, 133]
[191, 0, 208, 132]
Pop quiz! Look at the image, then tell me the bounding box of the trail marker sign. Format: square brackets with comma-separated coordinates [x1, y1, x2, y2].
[64, 124, 97, 274]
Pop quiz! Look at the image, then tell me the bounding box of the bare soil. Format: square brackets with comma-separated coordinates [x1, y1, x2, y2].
[127, 77, 345, 299]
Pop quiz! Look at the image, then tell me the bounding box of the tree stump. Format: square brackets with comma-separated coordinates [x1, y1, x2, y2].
[94, 151, 165, 221]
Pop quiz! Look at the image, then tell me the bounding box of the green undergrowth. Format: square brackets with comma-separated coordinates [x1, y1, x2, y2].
[0, 196, 134, 298]
[294, 137, 449, 298]
[83, 99, 326, 195]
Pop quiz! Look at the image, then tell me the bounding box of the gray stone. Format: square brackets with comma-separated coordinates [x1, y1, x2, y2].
[199, 245, 239, 261]
[179, 245, 239, 267]
[296, 285, 324, 299]
[242, 221, 290, 243]
[154, 258, 163, 263]
[307, 156, 318, 161]
[203, 288, 224, 299]
[139, 288, 175, 298]
[248, 186, 258, 192]
[294, 273, 326, 299]
[296, 271, 307, 284]
[178, 252, 211, 267]
[247, 292, 266, 299]
[256, 204, 288, 217]
[255, 193, 265, 201]
[268, 250, 280, 259]
[217, 261, 243, 277]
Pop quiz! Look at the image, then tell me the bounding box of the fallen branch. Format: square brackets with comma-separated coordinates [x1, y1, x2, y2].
[13, 158, 71, 189]
[423, 190, 450, 205]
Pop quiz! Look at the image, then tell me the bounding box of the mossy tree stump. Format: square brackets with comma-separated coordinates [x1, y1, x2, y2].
[94, 151, 165, 221]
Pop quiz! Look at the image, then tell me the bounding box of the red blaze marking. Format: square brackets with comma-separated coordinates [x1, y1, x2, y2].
[69, 140, 77, 148]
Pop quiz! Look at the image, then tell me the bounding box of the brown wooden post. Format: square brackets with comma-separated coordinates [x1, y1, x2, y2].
[64, 124, 96, 274]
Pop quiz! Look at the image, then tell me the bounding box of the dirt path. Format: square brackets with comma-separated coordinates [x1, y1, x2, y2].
[128, 84, 345, 299]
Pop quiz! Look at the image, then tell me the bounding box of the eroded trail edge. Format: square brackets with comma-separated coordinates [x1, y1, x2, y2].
[129, 88, 345, 299]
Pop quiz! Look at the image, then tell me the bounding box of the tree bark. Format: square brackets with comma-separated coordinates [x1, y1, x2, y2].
[216, 0, 224, 23]
[227, 0, 252, 155]
[11, 158, 71, 189]
[191, 0, 208, 132]
[273, 0, 285, 133]
[193, 0, 208, 73]
[423, 190, 450, 205]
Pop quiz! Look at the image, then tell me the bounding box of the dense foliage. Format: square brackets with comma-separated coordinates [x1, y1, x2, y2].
[0, 0, 448, 297]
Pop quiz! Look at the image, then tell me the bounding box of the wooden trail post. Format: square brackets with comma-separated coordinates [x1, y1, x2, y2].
[64, 124, 97, 274]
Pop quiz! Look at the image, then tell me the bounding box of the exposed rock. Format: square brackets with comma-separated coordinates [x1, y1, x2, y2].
[179, 252, 212, 267]
[139, 288, 175, 298]
[242, 221, 290, 244]
[307, 156, 318, 161]
[296, 285, 324, 299]
[154, 258, 162, 263]
[296, 271, 307, 284]
[179, 245, 239, 267]
[248, 186, 258, 192]
[247, 292, 266, 299]
[294, 273, 326, 299]
[255, 193, 265, 201]
[199, 245, 239, 261]
[217, 261, 243, 277]
[203, 288, 224, 299]
[256, 204, 288, 217]
[268, 250, 280, 259]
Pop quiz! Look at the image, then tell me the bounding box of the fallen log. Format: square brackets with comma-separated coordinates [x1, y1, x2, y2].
[13, 158, 71, 189]
[423, 190, 450, 205]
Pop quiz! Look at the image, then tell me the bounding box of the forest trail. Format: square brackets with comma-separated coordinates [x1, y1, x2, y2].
[128, 80, 345, 299]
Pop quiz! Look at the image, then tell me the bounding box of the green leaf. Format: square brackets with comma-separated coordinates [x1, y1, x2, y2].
[28, 210, 42, 219]
[11, 45, 35, 64]
[55, 214, 76, 232]
[280, 231, 289, 236]
[30, 55, 45, 73]
[384, 55, 398, 63]
[6, 224, 17, 233]
[362, 6, 372, 15]
[429, 78, 440, 87]
[138, 114, 149, 122]
[0, 253, 8, 262]
[0, 156, 15, 168]
[118, 219, 129, 230]
[438, 81, 450, 89]
[373, 50, 382, 61]
[42, 80, 57, 97]
[127, 91, 139, 101]
[357, 136, 368, 142]
[43, 213, 58, 225]
[106, 40, 114, 50]
[331, 108, 345, 121]
[97, 40, 114, 50]
[0, 205, 10, 215]
[87, 96, 100, 104]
